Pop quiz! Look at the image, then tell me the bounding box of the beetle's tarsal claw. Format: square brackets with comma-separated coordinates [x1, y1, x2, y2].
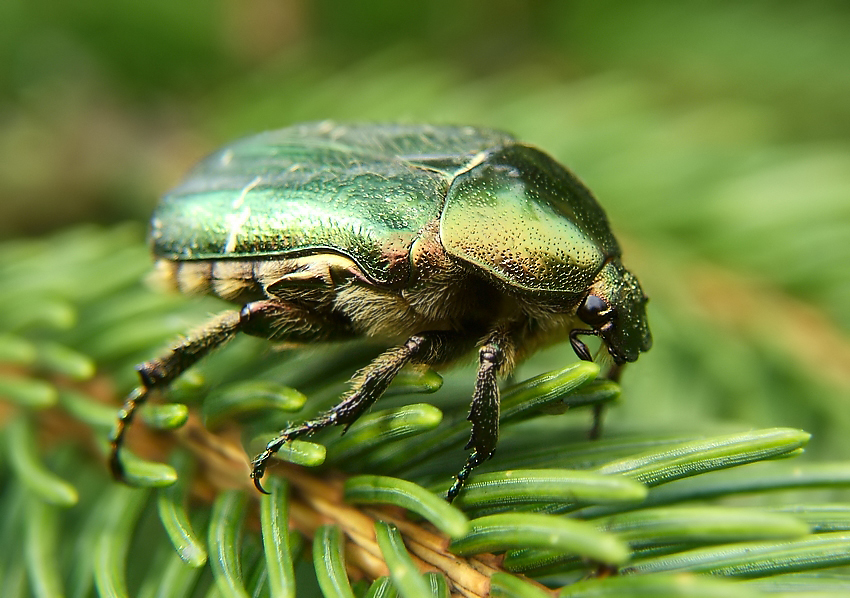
[250, 448, 275, 494]
[252, 475, 270, 495]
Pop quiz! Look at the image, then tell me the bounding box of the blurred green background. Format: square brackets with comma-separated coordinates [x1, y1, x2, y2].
[2, 0, 849, 455]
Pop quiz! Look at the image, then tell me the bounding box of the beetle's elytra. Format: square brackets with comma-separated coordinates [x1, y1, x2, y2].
[110, 122, 651, 501]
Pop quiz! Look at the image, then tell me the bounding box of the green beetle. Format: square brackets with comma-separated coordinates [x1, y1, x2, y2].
[110, 122, 651, 501]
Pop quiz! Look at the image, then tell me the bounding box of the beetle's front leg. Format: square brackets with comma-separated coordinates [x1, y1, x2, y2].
[250, 330, 469, 493]
[447, 329, 515, 503]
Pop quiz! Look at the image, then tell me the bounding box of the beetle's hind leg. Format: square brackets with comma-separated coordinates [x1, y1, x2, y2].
[250, 331, 468, 493]
[110, 299, 336, 483]
[109, 309, 246, 481]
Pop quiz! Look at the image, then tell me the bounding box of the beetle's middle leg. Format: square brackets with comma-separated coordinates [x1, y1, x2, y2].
[110, 298, 340, 483]
[250, 330, 469, 493]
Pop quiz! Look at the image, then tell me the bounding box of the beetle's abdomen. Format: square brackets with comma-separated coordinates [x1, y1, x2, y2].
[151, 258, 292, 304]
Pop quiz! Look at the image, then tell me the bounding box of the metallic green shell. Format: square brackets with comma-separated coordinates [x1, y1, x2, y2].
[151, 122, 620, 292]
[151, 122, 514, 287]
[441, 145, 620, 293]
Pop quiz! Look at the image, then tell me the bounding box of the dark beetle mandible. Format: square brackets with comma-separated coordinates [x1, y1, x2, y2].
[110, 122, 652, 501]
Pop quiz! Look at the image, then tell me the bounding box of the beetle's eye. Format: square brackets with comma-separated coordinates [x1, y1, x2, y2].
[577, 294, 613, 326]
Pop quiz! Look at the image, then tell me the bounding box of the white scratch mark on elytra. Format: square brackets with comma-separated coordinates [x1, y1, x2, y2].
[232, 175, 261, 210]
[224, 176, 261, 253]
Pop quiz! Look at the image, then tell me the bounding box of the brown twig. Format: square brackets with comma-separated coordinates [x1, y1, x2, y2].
[172, 413, 554, 597]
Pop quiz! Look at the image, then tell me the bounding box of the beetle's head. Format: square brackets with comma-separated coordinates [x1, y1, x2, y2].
[569, 260, 652, 365]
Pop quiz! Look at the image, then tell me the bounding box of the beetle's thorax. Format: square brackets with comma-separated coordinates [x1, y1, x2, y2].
[439, 143, 618, 295]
